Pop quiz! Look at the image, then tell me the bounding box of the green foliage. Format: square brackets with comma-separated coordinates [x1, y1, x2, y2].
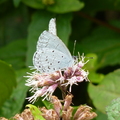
[0, 39, 27, 69]
[13, 0, 21, 7]
[0, 61, 16, 107]
[93, 110, 108, 120]
[106, 97, 120, 120]
[0, 0, 120, 119]
[88, 69, 120, 113]
[0, 69, 29, 118]
[21, 0, 84, 13]
[82, 0, 120, 12]
[26, 104, 45, 120]
[46, 0, 84, 13]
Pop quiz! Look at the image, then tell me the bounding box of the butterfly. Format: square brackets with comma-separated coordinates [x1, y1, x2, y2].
[33, 18, 74, 73]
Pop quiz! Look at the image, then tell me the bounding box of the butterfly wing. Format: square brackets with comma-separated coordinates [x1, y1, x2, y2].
[36, 31, 72, 56]
[33, 48, 74, 73]
[33, 18, 74, 73]
[33, 31, 74, 73]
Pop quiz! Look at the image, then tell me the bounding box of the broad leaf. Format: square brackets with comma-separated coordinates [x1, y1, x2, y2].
[82, 0, 120, 12]
[77, 22, 120, 68]
[106, 97, 120, 120]
[47, 0, 84, 13]
[88, 69, 120, 113]
[13, 0, 21, 7]
[0, 69, 29, 118]
[21, 0, 45, 9]
[0, 39, 27, 70]
[0, 61, 16, 107]
[0, 5, 28, 46]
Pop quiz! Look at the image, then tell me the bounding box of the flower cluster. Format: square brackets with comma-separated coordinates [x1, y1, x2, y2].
[25, 55, 89, 103]
[40, 95, 97, 120]
[6, 95, 96, 120]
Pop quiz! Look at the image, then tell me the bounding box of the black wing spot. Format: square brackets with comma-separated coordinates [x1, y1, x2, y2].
[48, 66, 50, 69]
[52, 50, 54, 52]
[62, 56, 63, 58]
[45, 59, 48, 61]
[58, 61, 60, 63]
[50, 63, 52, 65]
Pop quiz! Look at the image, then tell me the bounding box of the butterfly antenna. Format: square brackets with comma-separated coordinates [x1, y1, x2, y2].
[73, 40, 76, 56]
[78, 52, 80, 60]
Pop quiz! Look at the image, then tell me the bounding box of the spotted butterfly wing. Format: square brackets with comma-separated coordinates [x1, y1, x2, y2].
[33, 18, 74, 73]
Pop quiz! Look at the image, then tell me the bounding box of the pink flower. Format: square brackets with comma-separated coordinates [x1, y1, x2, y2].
[26, 86, 48, 103]
[25, 54, 89, 103]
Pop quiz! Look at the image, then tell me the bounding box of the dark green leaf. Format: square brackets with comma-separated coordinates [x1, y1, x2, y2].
[21, 0, 45, 9]
[42, 100, 53, 109]
[82, 0, 120, 12]
[0, 0, 7, 4]
[0, 4, 28, 46]
[0, 69, 29, 118]
[47, 0, 84, 13]
[88, 69, 120, 113]
[0, 60, 16, 107]
[77, 21, 120, 68]
[56, 14, 72, 45]
[13, 0, 21, 7]
[0, 39, 27, 70]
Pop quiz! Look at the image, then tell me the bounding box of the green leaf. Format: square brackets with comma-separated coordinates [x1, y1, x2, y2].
[0, 60, 16, 107]
[42, 0, 55, 5]
[88, 72, 104, 83]
[88, 69, 120, 113]
[42, 100, 53, 109]
[13, 0, 21, 7]
[106, 97, 120, 120]
[70, 16, 92, 41]
[26, 11, 72, 66]
[84, 53, 98, 71]
[82, 0, 120, 12]
[93, 110, 107, 120]
[82, 53, 104, 83]
[0, 39, 27, 70]
[0, 69, 29, 118]
[78, 22, 120, 68]
[26, 104, 46, 120]
[47, 0, 84, 13]
[21, 0, 45, 9]
[56, 14, 72, 45]
[0, 0, 7, 4]
[0, 5, 28, 46]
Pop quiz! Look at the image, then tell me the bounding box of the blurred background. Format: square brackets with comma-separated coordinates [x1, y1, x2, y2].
[0, 0, 120, 119]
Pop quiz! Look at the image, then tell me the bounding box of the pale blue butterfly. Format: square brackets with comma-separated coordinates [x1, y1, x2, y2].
[33, 18, 74, 73]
